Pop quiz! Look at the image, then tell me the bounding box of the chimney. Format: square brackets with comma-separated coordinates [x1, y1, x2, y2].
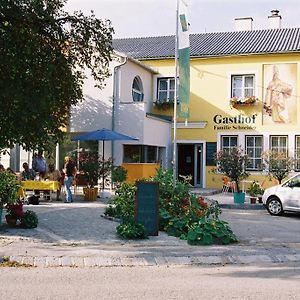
[268, 10, 281, 29]
[234, 17, 253, 31]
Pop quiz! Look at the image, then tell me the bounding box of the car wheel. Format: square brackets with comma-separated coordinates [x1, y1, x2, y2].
[266, 197, 283, 216]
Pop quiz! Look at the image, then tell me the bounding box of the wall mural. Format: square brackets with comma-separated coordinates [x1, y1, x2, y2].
[263, 63, 297, 125]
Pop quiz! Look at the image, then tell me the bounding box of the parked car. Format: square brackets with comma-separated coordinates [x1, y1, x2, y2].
[263, 173, 300, 216]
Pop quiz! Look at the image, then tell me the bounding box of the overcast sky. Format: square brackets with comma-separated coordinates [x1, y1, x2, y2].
[65, 0, 300, 38]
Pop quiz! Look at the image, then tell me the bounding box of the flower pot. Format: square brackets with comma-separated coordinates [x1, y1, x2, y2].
[233, 192, 245, 204]
[83, 187, 98, 201]
[5, 215, 17, 227]
[250, 197, 257, 204]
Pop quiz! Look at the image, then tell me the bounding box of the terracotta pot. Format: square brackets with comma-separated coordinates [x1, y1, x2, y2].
[250, 197, 257, 204]
[5, 215, 17, 226]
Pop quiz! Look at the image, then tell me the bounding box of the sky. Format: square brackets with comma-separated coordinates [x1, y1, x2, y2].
[65, 0, 300, 38]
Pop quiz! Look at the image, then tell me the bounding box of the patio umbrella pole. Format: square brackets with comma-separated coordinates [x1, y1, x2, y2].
[102, 140, 105, 191]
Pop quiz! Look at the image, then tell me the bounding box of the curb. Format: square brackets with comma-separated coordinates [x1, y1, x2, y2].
[219, 204, 265, 210]
[6, 253, 300, 268]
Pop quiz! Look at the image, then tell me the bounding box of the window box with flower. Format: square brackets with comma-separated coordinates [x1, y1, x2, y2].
[230, 96, 258, 108]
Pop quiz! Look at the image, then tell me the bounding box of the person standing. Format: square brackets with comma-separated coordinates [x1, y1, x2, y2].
[47, 164, 62, 201]
[64, 156, 76, 203]
[32, 150, 48, 178]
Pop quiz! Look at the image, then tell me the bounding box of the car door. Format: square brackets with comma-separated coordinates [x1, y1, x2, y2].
[282, 175, 300, 211]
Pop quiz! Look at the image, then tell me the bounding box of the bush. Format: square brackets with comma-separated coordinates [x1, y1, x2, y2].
[116, 219, 147, 239]
[21, 210, 38, 228]
[110, 182, 136, 220]
[111, 166, 127, 185]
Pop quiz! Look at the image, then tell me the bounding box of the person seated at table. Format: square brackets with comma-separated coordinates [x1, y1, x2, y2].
[47, 164, 62, 201]
[21, 162, 36, 180]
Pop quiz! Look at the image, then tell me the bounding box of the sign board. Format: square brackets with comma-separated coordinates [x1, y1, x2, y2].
[135, 181, 159, 236]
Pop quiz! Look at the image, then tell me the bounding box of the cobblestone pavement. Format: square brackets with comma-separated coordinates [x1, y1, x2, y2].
[1, 194, 300, 267]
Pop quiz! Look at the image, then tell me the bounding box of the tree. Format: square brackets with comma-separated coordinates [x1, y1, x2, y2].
[0, 0, 114, 151]
[262, 150, 295, 184]
[214, 147, 249, 193]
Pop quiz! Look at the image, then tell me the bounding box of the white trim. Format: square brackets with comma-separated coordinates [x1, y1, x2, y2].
[227, 70, 258, 101]
[172, 122, 207, 129]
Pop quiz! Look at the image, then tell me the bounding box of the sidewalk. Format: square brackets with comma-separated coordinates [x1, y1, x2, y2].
[0, 190, 295, 268]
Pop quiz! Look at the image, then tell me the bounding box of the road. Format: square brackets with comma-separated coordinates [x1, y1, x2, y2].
[0, 264, 300, 299]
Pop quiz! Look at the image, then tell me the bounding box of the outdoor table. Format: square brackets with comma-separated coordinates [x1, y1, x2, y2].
[21, 180, 60, 201]
[21, 180, 60, 191]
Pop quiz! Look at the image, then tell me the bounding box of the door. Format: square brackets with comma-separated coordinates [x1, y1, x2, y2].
[177, 144, 203, 187]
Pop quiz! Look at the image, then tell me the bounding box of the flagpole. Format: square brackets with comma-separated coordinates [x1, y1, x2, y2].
[173, 0, 179, 187]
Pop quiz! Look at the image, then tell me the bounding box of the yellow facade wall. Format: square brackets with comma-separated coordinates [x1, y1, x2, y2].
[122, 163, 160, 183]
[145, 54, 300, 188]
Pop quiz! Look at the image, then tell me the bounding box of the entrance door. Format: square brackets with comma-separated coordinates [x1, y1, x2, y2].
[177, 144, 203, 187]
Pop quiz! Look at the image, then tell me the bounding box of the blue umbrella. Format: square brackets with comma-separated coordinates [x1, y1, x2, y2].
[72, 128, 138, 190]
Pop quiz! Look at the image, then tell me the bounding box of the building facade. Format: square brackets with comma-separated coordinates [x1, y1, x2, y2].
[113, 12, 300, 189]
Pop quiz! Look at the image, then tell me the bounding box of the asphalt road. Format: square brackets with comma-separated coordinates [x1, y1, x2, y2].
[0, 264, 300, 300]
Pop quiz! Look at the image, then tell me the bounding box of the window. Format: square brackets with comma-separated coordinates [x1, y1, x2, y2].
[231, 74, 255, 98]
[157, 78, 175, 102]
[221, 136, 238, 152]
[270, 136, 288, 154]
[246, 136, 263, 170]
[123, 145, 158, 163]
[132, 76, 144, 102]
[295, 136, 300, 170]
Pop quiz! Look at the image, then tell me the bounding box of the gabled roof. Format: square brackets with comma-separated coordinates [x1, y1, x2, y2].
[113, 28, 300, 60]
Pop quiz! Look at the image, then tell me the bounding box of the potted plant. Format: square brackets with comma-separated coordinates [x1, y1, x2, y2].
[214, 147, 249, 204]
[20, 210, 38, 228]
[79, 151, 112, 201]
[5, 200, 25, 226]
[248, 181, 261, 204]
[0, 171, 20, 226]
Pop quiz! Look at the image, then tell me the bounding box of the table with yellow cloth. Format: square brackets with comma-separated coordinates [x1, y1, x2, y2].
[20, 181, 60, 200]
[21, 180, 60, 191]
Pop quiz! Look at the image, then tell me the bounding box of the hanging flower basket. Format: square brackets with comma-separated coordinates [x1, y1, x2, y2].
[154, 99, 174, 110]
[230, 96, 258, 108]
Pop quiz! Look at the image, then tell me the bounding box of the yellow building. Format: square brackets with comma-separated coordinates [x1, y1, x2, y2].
[114, 14, 300, 189]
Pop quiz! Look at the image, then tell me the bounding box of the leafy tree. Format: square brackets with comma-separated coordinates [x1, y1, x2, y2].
[214, 147, 249, 193]
[262, 150, 295, 184]
[0, 0, 114, 151]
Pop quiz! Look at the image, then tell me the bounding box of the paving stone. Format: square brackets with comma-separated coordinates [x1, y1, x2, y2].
[46, 256, 61, 267]
[237, 255, 272, 264]
[83, 257, 98, 267]
[165, 256, 192, 265]
[61, 256, 73, 267]
[34, 257, 47, 267]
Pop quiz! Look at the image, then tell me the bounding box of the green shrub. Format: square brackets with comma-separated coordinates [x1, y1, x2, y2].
[116, 219, 147, 239]
[0, 171, 20, 208]
[104, 205, 117, 217]
[111, 166, 127, 185]
[187, 218, 238, 245]
[112, 182, 136, 220]
[21, 210, 38, 228]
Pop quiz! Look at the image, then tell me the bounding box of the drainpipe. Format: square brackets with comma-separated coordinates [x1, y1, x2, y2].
[111, 54, 127, 165]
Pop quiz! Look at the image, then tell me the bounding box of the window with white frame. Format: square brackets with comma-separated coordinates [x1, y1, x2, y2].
[132, 76, 144, 102]
[295, 136, 300, 170]
[221, 136, 238, 152]
[231, 74, 255, 98]
[246, 136, 263, 170]
[157, 78, 175, 102]
[270, 136, 288, 154]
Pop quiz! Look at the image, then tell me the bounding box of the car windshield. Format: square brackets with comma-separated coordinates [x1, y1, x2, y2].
[283, 174, 300, 188]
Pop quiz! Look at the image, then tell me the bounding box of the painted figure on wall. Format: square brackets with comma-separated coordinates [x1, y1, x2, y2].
[263, 64, 297, 125]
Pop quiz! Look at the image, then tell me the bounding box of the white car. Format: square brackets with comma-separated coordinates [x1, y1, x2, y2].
[263, 173, 300, 216]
